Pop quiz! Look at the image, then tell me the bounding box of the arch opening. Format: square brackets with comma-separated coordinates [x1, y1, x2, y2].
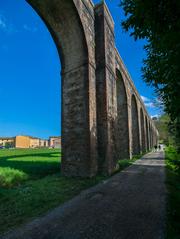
[149, 125, 152, 149]
[131, 95, 140, 155]
[140, 108, 146, 152]
[116, 69, 129, 159]
[149, 122, 152, 149]
[145, 116, 150, 151]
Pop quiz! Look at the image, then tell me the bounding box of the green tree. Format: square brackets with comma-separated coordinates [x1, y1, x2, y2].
[120, 0, 180, 148]
[154, 114, 173, 145]
[4, 142, 14, 149]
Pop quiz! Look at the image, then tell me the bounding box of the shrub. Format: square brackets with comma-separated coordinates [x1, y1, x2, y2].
[0, 167, 28, 188]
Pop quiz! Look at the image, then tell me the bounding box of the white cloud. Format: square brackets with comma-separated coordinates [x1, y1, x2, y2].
[151, 114, 159, 119]
[141, 95, 150, 102]
[141, 95, 157, 108]
[144, 102, 155, 108]
[0, 16, 38, 34]
[0, 14, 17, 33]
[23, 24, 38, 33]
[0, 16, 6, 30]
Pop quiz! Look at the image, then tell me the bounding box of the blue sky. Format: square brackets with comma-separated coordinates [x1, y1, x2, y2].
[0, 0, 161, 139]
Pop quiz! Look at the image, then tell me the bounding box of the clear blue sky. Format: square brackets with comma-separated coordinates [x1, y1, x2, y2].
[0, 0, 160, 139]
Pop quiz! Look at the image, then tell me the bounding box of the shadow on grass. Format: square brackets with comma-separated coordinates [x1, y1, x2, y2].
[0, 151, 61, 160]
[0, 151, 61, 179]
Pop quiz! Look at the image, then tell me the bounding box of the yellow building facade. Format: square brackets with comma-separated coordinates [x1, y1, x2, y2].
[30, 137, 40, 148]
[15, 136, 31, 148]
[15, 136, 49, 148]
[1, 135, 49, 149]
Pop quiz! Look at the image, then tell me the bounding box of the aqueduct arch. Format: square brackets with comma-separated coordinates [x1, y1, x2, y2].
[149, 122, 153, 148]
[131, 95, 140, 156]
[27, 0, 98, 177]
[24, 0, 158, 177]
[116, 69, 130, 159]
[140, 108, 146, 152]
[149, 124, 152, 148]
[145, 116, 150, 151]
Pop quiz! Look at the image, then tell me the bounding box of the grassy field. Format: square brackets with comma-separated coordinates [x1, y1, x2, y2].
[165, 146, 180, 239]
[0, 149, 107, 234]
[0, 148, 141, 234]
[0, 148, 61, 187]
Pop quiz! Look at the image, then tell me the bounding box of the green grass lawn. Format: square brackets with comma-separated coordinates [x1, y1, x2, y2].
[165, 146, 180, 239]
[0, 148, 61, 187]
[0, 148, 142, 235]
[0, 148, 107, 234]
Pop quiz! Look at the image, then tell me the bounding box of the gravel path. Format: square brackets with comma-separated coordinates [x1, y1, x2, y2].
[2, 151, 166, 239]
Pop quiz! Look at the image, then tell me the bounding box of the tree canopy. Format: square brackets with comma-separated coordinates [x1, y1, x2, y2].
[120, 0, 180, 147]
[154, 114, 172, 145]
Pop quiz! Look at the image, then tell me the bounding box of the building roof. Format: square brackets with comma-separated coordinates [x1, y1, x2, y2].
[49, 136, 61, 138]
[0, 137, 15, 140]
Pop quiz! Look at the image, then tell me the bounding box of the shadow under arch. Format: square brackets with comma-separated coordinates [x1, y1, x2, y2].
[149, 121, 152, 149]
[116, 69, 130, 159]
[145, 116, 150, 151]
[131, 94, 140, 155]
[140, 108, 146, 152]
[26, 0, 98, 177]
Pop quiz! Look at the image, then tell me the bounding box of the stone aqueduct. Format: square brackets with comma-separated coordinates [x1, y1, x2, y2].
[27, 0, 158, 177]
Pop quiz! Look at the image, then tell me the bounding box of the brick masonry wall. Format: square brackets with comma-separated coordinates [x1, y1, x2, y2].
[26, 0, 158, 177]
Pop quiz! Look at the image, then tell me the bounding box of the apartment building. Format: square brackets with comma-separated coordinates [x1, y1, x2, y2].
[0, 137, 15, 147]
[0, 135, 60, 149]
[15, 135, 48, 148]
[15, 135, 31, 148]
[30, 137, 40, 148]
[49, 136, 61, 148]
[40, 139, 49, 147]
